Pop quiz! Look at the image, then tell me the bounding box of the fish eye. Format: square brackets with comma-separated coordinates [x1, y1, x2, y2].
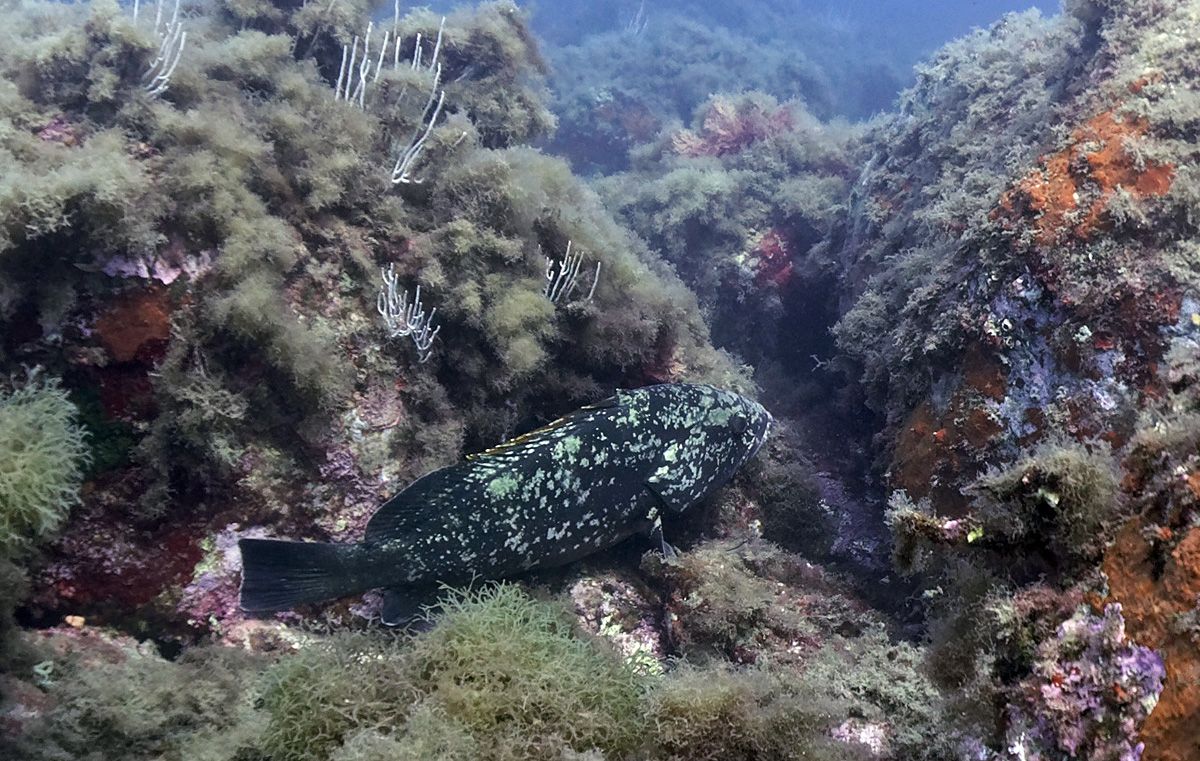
[730, 415, 748, 434]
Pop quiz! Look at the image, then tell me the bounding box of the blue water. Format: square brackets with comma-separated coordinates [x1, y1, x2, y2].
[418, 0, 1063, 117]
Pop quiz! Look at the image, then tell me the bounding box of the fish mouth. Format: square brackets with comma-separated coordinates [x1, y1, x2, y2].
[758, 408, 775, 439]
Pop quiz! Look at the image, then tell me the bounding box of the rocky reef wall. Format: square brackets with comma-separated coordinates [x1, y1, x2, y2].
[826, 2, 1200, 758]
[1, 1, 1199, 759]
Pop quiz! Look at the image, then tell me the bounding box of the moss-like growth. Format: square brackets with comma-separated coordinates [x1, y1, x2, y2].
[885, 436, 1123, 691]
[807, 630, 961, 761]
[15, 641, 268, 761]
[0, 371, 89, 555]
[645, 542, 812, 662]
[330, 709, 479, 761]
[744, 425, 834, 559]
[406, 584, 644, 759]
[829, 9, 1089, 424]
[883, 440, 1127, 731]
[10, 575, 962, 761]
[0, 556, 31, 672]
[644, 539, 883, 667]
[595, 91, 857, 370]
[547, 10, 909, 173]
[0, 0, 751, 536]
[970, 438, 1122, 570]
[646, 624, 953, 761]
[256, 630, 414, 761]
[259, 583, 645, 761]
[646, 663, 868, 761]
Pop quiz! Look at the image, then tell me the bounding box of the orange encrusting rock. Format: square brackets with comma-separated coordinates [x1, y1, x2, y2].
[891, 348, 1006, 516]
[995, 109, 1175, 246]
[93, 287, 172, 364]
[1103, 522, 1200, 761]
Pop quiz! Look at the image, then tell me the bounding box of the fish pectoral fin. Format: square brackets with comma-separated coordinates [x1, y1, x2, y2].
[646, 504, 680, 560]
[381, 586, 440, 629]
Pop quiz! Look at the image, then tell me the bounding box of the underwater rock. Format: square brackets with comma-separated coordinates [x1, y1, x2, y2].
[1104, 522, 1200, 761]
[178, 524, 270, 642]
[94, 287, 172, 364]
[32, 491, 206, 627]
[643, 537, 878, 666]
[825, 2, 1200, 758]
[1, 0, 748, 639]
[994, 109, 1175, 247]
[0, 672, 52, 739]
[1005, 604, 1165, 761]
[596, 90, 858, 369]
[671, 96, 796, 158]
[0, 624, 147, 742]
[3, 0, 1199, 758]
[568, 570, 665, 672]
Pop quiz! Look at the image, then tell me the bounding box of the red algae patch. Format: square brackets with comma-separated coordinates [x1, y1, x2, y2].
[672, 96, 794, 157]
[751, 228, 795, 287]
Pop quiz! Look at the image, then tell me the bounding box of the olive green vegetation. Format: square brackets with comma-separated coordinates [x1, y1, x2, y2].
[884, 437, 1123, 691]
[648, 539, 961, 760]
[550, 17, 838, 173]
[0, 556, 33, 672]
[643, 541, 822, 663]
[742, 424, 835, 560]
[260, 584, 645, 761]
[970, 439, 1122, 569]
[11, 579, 958, 761]
[827, 8, 1092, 424]
[646, 638, 952, 761]
[0, 369, 88, 678]
[889, 439, 1122, 580]
[645, 663, 869, 761]
[0, 372, 89, 556]
[0, 0, 746, 520]
[547, 10, 910, 174]
[13, 584, 643, 761]
[8, 638, 267, 761]
[827, 2, 1200, 746]
[830, 0, 1200, 432]
[595, 91, 859, 367]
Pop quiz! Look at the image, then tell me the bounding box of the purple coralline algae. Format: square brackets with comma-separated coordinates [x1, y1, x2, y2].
[1005, 604, 1165, 761]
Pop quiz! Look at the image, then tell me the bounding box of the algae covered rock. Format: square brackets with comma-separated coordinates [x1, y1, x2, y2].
[822, 2, 1200, 758]
[2, 1, 1199, 760]
[0, 0, 746, 635]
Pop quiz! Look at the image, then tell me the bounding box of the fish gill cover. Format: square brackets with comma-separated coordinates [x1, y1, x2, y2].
[0, 1, 1198, 760]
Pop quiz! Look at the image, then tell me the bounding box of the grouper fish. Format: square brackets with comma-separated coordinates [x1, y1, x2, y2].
[239, 382, 772, 624]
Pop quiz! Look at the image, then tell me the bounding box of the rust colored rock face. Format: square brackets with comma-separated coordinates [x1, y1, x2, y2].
[1104, 522, 1200, 761]
[891, 348, 1006, 516]
[94, 287, 172, 364]
[996, 109, 1175, 247]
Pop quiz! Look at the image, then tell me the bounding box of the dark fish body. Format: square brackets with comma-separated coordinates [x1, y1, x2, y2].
[239, 383, 772, 620]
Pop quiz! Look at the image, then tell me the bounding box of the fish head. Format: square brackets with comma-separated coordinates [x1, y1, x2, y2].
[652, 385, 774, 496]
[725, 391, 773, 467]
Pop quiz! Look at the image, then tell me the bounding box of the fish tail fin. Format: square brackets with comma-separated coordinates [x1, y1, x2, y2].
[238, 538, 366, 612]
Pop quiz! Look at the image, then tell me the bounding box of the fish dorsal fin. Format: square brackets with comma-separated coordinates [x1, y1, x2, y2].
[365, 392, 625, 542]
[364, 463, 469, 543]
[465, 393, 622, 462]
